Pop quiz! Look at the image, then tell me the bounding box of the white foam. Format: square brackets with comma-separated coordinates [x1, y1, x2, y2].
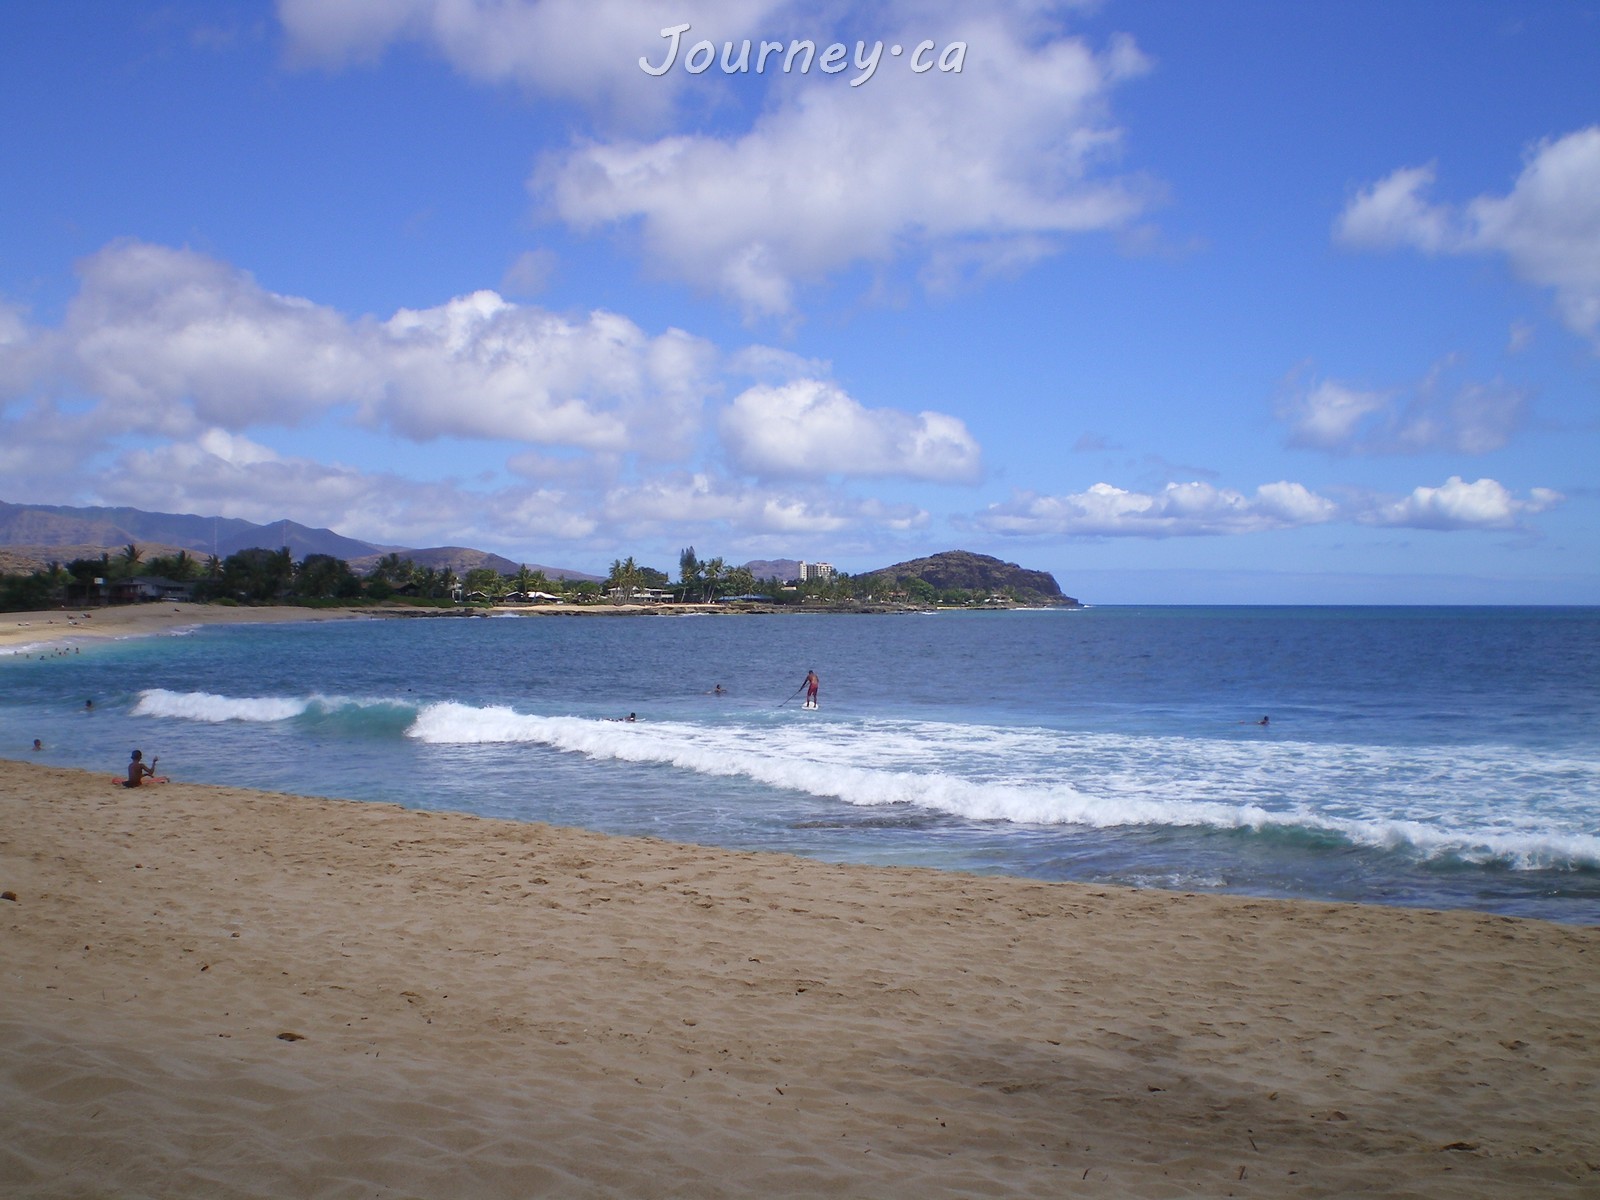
[134, 688, 310, 723]
[0, 641, 58, 658]
[404, 703, 1600, 870]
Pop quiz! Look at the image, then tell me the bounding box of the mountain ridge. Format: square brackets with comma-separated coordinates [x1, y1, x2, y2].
[0, 501, 596, 581]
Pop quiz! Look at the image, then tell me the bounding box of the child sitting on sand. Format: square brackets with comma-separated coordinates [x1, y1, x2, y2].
[124, 749, 169, 788]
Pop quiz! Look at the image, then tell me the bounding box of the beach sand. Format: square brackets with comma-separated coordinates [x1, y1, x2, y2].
[0, 600, 765, 654]
[2, 762, 1596, 1198]
[0, 603, 371, 651]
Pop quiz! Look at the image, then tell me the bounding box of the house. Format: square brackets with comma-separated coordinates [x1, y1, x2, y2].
[108, 576, 194, 604]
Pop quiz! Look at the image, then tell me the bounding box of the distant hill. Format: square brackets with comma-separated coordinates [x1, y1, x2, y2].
[0, 501, 597, 581]
[741, 558, 801, 582]
[863, 550, 1077, 605]
[347, 546, 599, 581]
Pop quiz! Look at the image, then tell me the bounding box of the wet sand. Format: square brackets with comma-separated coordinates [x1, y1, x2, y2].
[2, 761, 1596, 1198]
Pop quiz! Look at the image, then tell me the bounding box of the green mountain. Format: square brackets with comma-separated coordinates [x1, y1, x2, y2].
[864, 550, 1077, 605]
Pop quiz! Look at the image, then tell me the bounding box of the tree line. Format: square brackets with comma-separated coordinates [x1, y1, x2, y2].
[1, 541, 1020, 612]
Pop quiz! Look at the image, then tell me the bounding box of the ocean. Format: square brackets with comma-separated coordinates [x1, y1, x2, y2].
[5, 605, 1598, 924]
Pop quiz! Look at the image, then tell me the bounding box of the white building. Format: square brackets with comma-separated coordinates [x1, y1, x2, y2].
[799, 561, 835, 582]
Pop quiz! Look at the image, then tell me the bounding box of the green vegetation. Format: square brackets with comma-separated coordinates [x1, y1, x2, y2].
[0, 544, 1069, 613]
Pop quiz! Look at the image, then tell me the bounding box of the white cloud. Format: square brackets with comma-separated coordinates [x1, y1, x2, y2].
[0, 403, 107, 500]
[720, 379, 981, 482]
[1281, 379, 1392, 451]
[725, 343, 832, 384]
[97, 429, 599, 545]
[602, 472, 927, 538]
[1, 239, 986, 557]
[21, 241, 716, 455]
[973, 480, 1338, 537]
[0, 303, 43, 395]
[1336, 127, 1600, 345]
[64, 240, 377, 435]
[1279, 364, 1528, 455]
[537, 12, 1152, 317]
[974, 475, 1563, 537]
[1357, 476, 1563, 531]
[375, 290, 714, 455]
[500, 248, 557, 297]
[276, 0, 790, 124]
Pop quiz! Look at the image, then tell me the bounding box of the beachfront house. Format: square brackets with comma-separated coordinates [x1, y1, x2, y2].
[108, 575, 194, 604]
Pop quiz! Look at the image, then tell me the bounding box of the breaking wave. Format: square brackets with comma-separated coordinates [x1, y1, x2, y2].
[405, 701, 1600, 872]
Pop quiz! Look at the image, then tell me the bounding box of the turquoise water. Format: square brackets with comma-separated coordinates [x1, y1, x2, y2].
[6, 606, 1599, 923]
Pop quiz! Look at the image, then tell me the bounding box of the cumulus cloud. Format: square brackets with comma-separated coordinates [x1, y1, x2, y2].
[973, 480, 1338, 537]
[0, 403, 108, 500]
[60, 240, 377, 435]
[720, 380, 981, 482]
[375, 290, 713, 455]
[973, 475, 1563, 537]
[0, 303, 44, 395]
[18, 241, 716, 455]
[97, 428, 599, 545]
[602, 472, 927, 538]
[1356, 476, 1563, 531]
[1336, 127, 1600, 345]
[276, 0, 790, 124]
[537, 10, 1152, 317]
[1, 238, 992, 554]
[1279, 364, 1528, 455]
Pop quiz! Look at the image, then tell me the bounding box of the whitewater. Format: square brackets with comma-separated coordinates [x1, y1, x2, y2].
[7, 605, 1600, 922]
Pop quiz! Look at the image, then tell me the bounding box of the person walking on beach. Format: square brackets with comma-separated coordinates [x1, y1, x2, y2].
[802, 669, 820, 710]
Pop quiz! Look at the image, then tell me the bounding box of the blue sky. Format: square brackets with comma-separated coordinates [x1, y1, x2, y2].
[2, 1, 1596, 602]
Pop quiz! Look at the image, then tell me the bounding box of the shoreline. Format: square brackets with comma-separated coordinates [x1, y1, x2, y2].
[0, 601, 371, 650]
[3, 761, 1597, 1197]
[0, 599, 959, 651]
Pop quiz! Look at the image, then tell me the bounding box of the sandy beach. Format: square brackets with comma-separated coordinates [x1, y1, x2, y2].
[2, 761, 1596, 1198]
[0, 603, 373, 651]
[0, 601, 787, 655]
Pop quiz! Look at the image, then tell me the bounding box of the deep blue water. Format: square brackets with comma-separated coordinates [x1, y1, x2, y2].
[5, 606, 1598, 923]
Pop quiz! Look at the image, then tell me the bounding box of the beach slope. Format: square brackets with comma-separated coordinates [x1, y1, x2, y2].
[2, 762, 1596, 1197]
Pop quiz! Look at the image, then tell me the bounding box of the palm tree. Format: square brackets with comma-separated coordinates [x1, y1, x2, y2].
[439, 567, 459, 601]
[121, 542, 143, 567]
[607, 556, 643, 603]
[701, 557, 726, 603]
[372, 552, 413, 586]
[513, 564, 536, 598]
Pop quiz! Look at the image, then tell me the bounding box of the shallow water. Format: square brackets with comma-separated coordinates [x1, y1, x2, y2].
[6, 605, 1598, 922]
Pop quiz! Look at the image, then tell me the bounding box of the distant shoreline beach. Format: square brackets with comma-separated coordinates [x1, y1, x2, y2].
[0, 597, 1022, 652]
